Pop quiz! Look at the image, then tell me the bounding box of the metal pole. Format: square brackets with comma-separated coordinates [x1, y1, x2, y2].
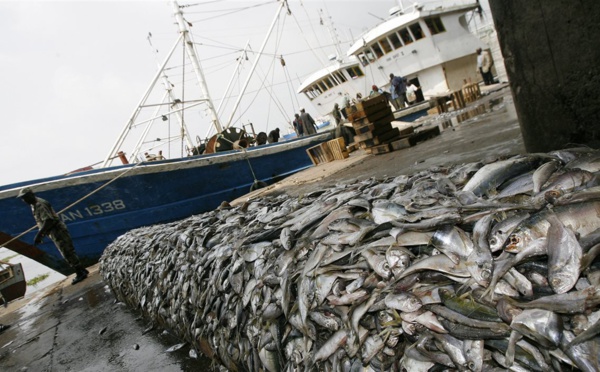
[224, 0, 288, 129]
[102, 33, 183, 167]
[171, 0, 222, 133]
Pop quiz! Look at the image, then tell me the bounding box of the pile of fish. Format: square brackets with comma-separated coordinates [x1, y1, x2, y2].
[100, 147, 600, 371]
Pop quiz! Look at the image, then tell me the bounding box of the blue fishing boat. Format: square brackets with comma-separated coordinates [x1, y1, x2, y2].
[0, 1, 332, 275]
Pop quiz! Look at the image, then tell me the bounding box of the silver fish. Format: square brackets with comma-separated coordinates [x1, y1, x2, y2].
[384, 292, 422, 312]
[462, 155, 542, 197]
[546, 212, 582, 294]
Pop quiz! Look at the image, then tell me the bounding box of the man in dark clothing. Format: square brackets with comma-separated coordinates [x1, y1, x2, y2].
[292, 114, 304, 137]
[17, 188, 89, 285]
[390, 73, 408, 109]
[267, 128, 280, 143]
[299, 108, 318, 135]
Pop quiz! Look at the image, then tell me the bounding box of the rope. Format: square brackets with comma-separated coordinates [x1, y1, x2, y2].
[216, 133, 261, 186]
[2, 161, 148, 249]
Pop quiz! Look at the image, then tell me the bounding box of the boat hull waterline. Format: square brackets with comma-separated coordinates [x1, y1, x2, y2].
[0, 132, 331, 275]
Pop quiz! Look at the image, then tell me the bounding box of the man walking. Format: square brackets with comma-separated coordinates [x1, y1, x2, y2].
[299, 108, 318, 135]
[17, 188, 89, 285]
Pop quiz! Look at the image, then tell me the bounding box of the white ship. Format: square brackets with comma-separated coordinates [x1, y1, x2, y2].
[298, 1, 491, 118]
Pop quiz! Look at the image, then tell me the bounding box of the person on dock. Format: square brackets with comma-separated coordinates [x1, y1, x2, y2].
[267, 128, 280, 143]
[406, 82, 420, 105]
[476, 48, 494, 85]
[341, 93, 351, 120]
[390, 73, 407, 109]
[292, 114, 304, 137]
[332, 103, 354, 148]
[17, 188, 89, 285]
[299, 108, 318, 135]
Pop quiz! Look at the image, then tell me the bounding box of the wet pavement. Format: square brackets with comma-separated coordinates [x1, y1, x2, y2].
[0, 84, 523, 371]
[0, 265, 215, 371]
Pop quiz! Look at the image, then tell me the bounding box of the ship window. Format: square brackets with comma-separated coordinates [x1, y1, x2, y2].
[324, 77, 334, 88]
[388, 32, 403, 49]
[312, 84, 322, 95]
[379, 38, 393, 54]
[358, 53, 370, 66]
[365, 49, 376, 62]
[334, 71, 347, 83]
[318, 81, 328, 92]
[371, 43, 384, 59]
[409, 23, 425, 40]
[346, 66, 364, 79]
[399, 28, 413, 45]
[425, 17, 446, 35]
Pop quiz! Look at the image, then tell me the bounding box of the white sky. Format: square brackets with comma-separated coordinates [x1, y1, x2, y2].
[0, 0, 490, 186]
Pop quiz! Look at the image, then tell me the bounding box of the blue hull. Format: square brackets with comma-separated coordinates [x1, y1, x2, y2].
[0, 132, 331, 275]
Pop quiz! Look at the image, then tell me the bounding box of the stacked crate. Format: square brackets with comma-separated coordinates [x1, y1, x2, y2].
[346, 94, 442, 155]
[345, 94, 406, 154]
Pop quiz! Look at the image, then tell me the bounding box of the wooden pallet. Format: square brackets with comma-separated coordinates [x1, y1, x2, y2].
[389, 126, 441, 150]
[347, 101, 391, 122]
[353, 123, 395, 142]
[358, 128, 400, 148]
[352, 121, 392, 135]
[351, 111, 395, 127]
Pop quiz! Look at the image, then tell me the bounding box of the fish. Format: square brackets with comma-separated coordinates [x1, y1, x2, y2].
[462, 155, 543, 197]
[546, 212, 582, 293]
[99, 148, 600, 372]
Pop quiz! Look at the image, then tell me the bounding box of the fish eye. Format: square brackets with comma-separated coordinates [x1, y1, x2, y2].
[481, 269, 491, 279]
[489, 237, 497, 245]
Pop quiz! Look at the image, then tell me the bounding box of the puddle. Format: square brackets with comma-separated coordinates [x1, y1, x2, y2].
[417, 96, 506, 132]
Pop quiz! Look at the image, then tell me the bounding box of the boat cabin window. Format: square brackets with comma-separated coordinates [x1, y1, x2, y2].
[346, 65, 364, 79]
[425, 16, 446, 35]
[334, 71, 347, 83]
[318, 81, 328, 92]
[388, 32, 403, 49]
[324, 77, 334, 89]
[399, 28, 414, 45]
[371, 43, 384, 59]
[409, 23, 425, 40]
[358, 53, 370, 66]
[309, 84, 322, 97]
[379, 38, 393, 54]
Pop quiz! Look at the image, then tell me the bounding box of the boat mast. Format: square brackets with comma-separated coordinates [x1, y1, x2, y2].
[224, 0, 289, 129]
[102, 33, 184, 168]
[171, 0, 222, 133]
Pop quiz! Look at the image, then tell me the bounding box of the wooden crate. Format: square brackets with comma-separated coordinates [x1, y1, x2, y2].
[347, 101, 391, 122]
[306, 142, 333, 165]
[327, 138, 349, 160]
[371, 143, 392, 155]
[359, 129, 401, 149]
[352, 121, 393, 135]
[351, 111, 395, 127]
[355, 94, 388, 111]
[389, 126, 441, 151]
[353, 123, 395, 142]
[462, 83, 481, 103]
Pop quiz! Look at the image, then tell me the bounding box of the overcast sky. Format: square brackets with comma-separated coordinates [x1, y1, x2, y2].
[0, 0, 493, 186]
